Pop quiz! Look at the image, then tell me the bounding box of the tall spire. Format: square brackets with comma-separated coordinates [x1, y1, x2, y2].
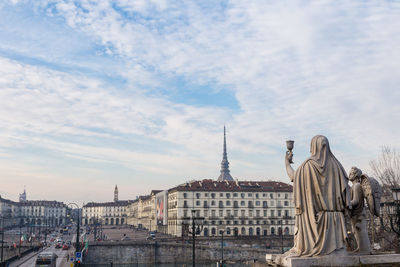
[114, 185, 119, 202]
[217, 126, 234, 181]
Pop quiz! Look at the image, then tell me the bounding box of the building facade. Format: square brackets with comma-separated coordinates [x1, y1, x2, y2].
[82, 201, 130, 226]
[126, 128, 295, 237]
[165, 179, 294, 237]
[1, 195, 67, 228]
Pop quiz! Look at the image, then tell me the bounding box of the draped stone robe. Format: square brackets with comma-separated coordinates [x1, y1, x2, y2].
[293, 135, 351, 256]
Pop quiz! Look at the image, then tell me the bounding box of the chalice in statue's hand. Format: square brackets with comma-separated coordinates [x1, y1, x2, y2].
[286, 140, 294, 164]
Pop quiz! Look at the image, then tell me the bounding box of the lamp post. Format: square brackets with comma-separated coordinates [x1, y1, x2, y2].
[1, 216, 4, 265]
[218, 227, 225, 267]
[380, 187, 400, 252]
[67, 203, 80, 267]
[182, 210, 204, 267]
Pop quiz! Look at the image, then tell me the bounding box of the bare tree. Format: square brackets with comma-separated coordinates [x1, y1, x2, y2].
[370, 146, 400, 198]
[370, 146, 400, 251]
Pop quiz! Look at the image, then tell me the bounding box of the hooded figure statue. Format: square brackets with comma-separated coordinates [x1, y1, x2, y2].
[285, 135, 351, 256]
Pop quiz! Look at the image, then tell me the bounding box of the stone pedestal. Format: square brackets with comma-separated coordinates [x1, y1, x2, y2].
[265, 253, 400, 267]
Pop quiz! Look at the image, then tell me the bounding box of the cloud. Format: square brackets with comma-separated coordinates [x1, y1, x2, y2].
[0, 1, 400, 201]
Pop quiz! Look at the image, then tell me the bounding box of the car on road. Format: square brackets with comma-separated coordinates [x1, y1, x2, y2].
[35, 251, 58, 267]
[62, 244, 69, 250]
[55, 242, 63, 248]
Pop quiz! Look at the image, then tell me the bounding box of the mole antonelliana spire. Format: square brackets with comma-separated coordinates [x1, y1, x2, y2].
[217, 126, 234, 181]
[114, 185, 119, 202]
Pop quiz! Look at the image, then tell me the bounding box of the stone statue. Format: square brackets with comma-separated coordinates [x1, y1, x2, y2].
[348, 166, 382, 254]
[285, 135, 352, 256]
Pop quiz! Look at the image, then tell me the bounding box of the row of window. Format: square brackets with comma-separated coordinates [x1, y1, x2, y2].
[183, 209, 290, 218]
[203, 219, 290, 225]
[184, 192, 290, 199]
[184, 200, 290, 208]
[201, 226, 290, 236]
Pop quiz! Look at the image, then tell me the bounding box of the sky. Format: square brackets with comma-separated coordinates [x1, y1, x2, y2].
[0, 0, 399, 204]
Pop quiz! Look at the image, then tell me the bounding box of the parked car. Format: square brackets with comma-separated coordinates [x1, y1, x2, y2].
[55, 242, 63, 249]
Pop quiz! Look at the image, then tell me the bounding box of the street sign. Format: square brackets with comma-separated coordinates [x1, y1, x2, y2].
[70, 257, 74, 262]
[76, 252, 82, 258]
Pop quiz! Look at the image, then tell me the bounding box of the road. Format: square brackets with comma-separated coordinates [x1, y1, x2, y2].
[9, 233, 76, 267]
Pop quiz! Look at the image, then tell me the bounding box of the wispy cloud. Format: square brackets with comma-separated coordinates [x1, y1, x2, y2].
[0, 0, 399, 201]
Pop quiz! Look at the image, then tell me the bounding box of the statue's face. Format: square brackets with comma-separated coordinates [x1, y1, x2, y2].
[349, 167, 361, 182]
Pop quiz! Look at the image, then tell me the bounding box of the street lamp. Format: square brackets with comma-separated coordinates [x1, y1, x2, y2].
[1, 216, 4, 265]
[218, 225, 225, 267]
[182, 210, 204, 267]
[67, 203, 81, 267]
[380, 187, 400, 252]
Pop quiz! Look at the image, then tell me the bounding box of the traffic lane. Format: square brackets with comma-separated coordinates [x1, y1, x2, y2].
[14, 245, 73, 267]
[13, 234, 75, 267]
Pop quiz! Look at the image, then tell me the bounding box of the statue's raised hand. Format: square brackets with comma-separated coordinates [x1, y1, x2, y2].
[285, 150, 293, 165]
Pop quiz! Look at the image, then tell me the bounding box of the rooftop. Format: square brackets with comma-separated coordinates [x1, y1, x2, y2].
[169, 179, 292, 192]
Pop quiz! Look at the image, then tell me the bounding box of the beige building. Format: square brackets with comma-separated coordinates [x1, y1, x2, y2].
[1, 194, 67, 227]
[82, 186, 131, 226]
[165, 179, 294, 237]
[127, 128, 295, 237]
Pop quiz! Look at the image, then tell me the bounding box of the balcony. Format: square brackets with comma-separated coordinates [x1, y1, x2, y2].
[283, 216, 293, 219]
[224, 215, 234, 219]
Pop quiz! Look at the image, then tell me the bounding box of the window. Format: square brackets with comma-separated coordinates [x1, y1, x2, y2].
[196, 200, 200, 206]
[204, 201, 208, 207]
[240, 201, 245, 206]
[211, 210, 216, 217]
[270, 193, 273, 198]
[226, 201, 231, 206]
[183, 193, 187, 198]
[249, 210, 253, 217]
[205, 193, 208, 197]
[241, 210, 245, 217]
[219, 201, 224, 208]
[226, 193, 231, 198]
[211, 200, 216, 206]
[263, 210, 267, 217]
[270, 201, 274, 206]
[278, 210, 282, 217]
[196, 193, 200, 199]
[248, 193, 252, 197]
[233, 193, 238, 197]
[227, 210, 231, 217]
[234, 210, 238, 217]
[248, 201, 253, 208]
[284, 201, 289, 206]
[263, 193, 266, 197]
[255, 193, 259, 198]
[241, 193, 245, 198]
[256, 210, 260, 217]
[219, 210, 223, 217]
[284, 210, 289, 217]
[285, 193, 288, 199]
[183, 210, 187, 217]
[234, 201, 239, 208]
[184, 200, 188, 208]
[256, 201, 260, 206]
[220, 193, 223, 197]
[263, 201, 268, 208]
[278, 194, 280, 197]
[211, 193, 215, 199]
[271, 210, 275, 217]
